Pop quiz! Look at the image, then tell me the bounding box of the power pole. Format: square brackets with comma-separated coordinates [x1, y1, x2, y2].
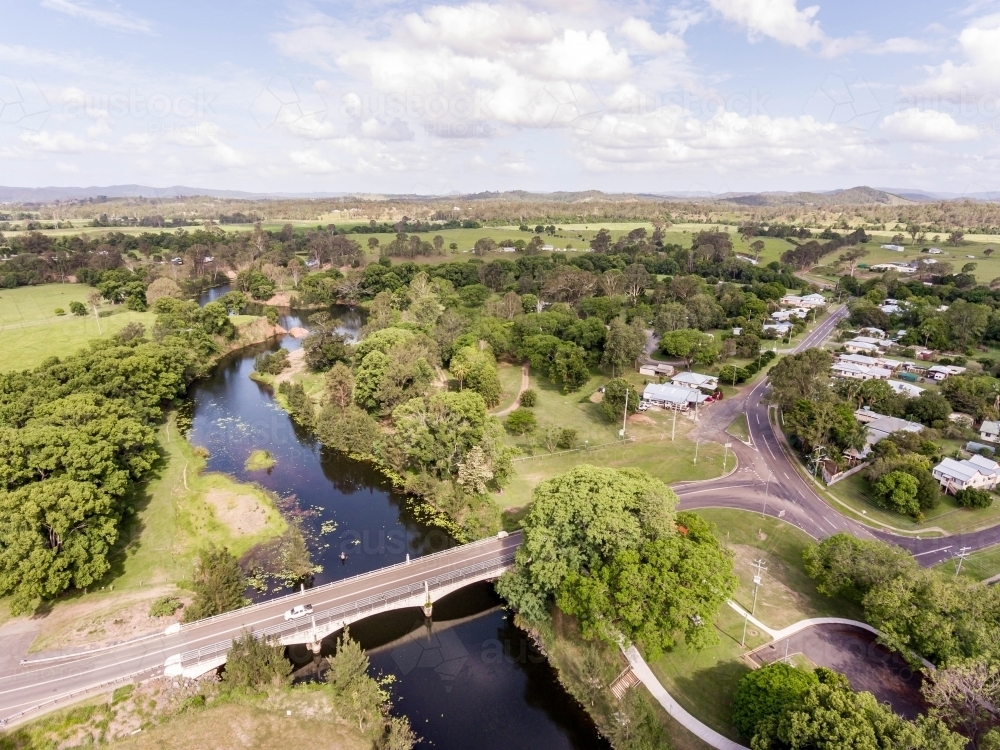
[723, 442, 732, 472]
[671, 405, 677, 442]
[694, 439, 700, 465]
[751, 559, 767, 616]
[955, 547, 972, 578]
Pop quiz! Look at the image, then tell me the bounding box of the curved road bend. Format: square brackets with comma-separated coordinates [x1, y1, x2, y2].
[0, 532, 520, 725]
[673, 305, 1000, 565]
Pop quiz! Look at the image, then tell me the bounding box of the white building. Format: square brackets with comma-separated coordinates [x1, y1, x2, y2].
[641, 383, 708, 411]
[981, 420, 1000, 444]
[771, 308, 808, 322]
[831, 362, 891, 380]
[870, 263, 916, 274]
[927, 247, 943, 254]
[671, 371, 719, 390]
[763, 322, 792, 336]
[887, 380, 925, 398]
[928, 365, 966, 381]
[933, 455, 1000, 493]
[846, 410, 924, 460]
[844, 338, 885, 355]
[880, 244, 905, 251]
[858, 327, 886, 339]
[638, 363, 675, 378]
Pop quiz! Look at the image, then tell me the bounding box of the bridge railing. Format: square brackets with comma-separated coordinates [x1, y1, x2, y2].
[179, 532, 521, 633]
[177, 552, 516, 669]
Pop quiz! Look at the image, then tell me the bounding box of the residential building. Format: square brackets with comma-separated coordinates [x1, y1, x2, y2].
[641, 383, 708, 411]
[933, 455, 1000, 493]
[846, 409, 924, 459]
[638, 363, 675, 378]
[858, 327, 886, 339]
[880, 244, 905, 251]
[831, 362, 891, 380]
[981, 420, 1000, 444]
[671, 371, 719, 390]
[844, 338, 884, 355]
[927, 247, 943, 254]
[887, 380, 925, 398]
[881, 304, 901, 315]
[763, 322, 792, 336]
[735, 254, 759, 265]
[870, 262, 916, 274]
[928, 365, 966, 381]
[771, 308, 808, 322]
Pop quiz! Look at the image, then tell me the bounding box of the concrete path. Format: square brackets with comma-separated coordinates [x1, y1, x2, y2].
[494, 363, 529, 417]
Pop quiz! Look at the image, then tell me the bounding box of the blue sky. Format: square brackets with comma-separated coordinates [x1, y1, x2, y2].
[2, 0, 1000, 195]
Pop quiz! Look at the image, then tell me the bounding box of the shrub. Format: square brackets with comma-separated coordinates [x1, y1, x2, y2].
[223, 628, 292, 691]
[719, 365, 749, 385]
[69, 300, 87, 316]
[264, 305, 279, 325]
[732, 662, 819, 739]
[148, 596, 182, 618]
[54, 307, 65, 316]
[184, 546, 248, 622]
[556, 428, 577, 450]
[956, 487, 993, 508]
[519, 389, 537, 407]
[254, 348, 290, 375]
[506, 408, 537, 435]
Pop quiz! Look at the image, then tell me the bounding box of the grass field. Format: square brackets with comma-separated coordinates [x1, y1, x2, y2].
[0, 283, 157, 372]
[648, 508, 861, 741]
[498, 368, 726, 508]
[934, 542, 1000, 582]
[2, 415, 286, 647]
[824, 471, 1000, 535]
[491, 361, 525, 413]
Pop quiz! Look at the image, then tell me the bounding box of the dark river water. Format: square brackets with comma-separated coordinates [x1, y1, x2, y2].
[190, 286, 609, 750]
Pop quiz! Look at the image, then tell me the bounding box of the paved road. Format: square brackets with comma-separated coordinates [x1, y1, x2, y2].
[674, 305, 1000, 565]
[0, 532, 520, 725]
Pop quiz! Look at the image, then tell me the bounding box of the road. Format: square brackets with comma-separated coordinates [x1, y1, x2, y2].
[674, 305, 1000, 565]
[0, 532, 520, 725]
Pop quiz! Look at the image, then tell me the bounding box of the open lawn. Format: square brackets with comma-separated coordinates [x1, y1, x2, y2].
[824, 471, 1000, 535]
[0, 283, 157, 372]
[491, 361, 525, 413]
[497, 368, 727, 508]
[649, 508, 861, 741]
[934, 542, 1000, 582]
[3, 415, 286, 650]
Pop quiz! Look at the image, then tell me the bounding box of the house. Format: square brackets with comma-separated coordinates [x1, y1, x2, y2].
[846, 409, 924, 459]
[798, 293, 826, 308]
[170, 257, 184, 265]
[771, 308, 808, 322]
[928, 365, 966, 381]
[500, 246, 516, 253]
[542, 244, 554, 251]
[933, 455, 1000, 493]
[831, 362, 891, 380]
[844, 338, 884, 355]
[638, 363, 675, 378]
[671, 371, 719, 390]
[887, 380, 925, 398]
[881, 304, 901, 315]
[858, 327, 886, 339]
[641, 383, 708, 411]
[736, 254, 759, 265]
[870, 262, 916, 274]
[926, 247, 943, 254]
[880, 244, 905, 251]
[763, 322, 792, 336]
[981, 420, 1000, 444]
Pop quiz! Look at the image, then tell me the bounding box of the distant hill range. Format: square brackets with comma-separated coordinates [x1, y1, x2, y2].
[0, 184, 992, 206]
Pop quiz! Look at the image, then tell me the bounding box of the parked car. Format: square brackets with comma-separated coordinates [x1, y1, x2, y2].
[637, 401, 650, 411]
[284, 604, 313, 621]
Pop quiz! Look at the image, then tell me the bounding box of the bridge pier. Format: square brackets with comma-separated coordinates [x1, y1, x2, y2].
[422, 581, 433, 618]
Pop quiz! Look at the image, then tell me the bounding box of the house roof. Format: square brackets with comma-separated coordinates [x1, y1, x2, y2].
[672, 372, 717, 387]
[642, 383, 706, 405]
[887, 380, 924, 397]
[935, 457, 980, 483]
[982, 421, 1000, 434]
[968, 454, 1000, 473]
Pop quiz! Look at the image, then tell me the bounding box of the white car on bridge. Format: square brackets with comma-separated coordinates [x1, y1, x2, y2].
[284, 604, 313, 621]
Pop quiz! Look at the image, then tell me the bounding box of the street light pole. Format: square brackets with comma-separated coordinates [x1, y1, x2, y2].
[763, 470, 774, 517]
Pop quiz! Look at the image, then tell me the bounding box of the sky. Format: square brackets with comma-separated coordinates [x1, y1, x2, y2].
[1, 0, 1000, 196]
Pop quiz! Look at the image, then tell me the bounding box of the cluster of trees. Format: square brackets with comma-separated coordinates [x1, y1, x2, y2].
[780, 229, 869, 270]
[497, 466, 737, 660]
[0, 302, 228, 613]
[732, 662, 963, 749]
[804, 534, 1000, 746]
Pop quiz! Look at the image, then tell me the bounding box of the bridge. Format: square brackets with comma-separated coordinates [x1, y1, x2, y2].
[0, 531, 520, 726]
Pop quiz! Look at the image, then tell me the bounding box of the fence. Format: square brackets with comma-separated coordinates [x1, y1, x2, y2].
[822, 461, 869, 486]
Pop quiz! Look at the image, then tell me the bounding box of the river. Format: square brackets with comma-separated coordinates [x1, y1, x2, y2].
[190, 286, 610, 750]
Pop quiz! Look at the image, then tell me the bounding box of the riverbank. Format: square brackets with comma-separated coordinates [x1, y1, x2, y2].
[0, 414, 287, 652]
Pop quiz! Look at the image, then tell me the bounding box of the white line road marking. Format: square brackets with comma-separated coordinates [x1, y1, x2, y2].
[822, 516, 838, 530]
[913, 546, 954, 557]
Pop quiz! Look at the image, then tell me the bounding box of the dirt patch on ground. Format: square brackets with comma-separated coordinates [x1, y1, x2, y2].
[589, 391, 604, 403]
[273, 347, 307, 387]
[25, 587, 186, 653]
[264, 292, 294, 306]
[206, 488, 271, 536]
[288, 326, 309, 338]
[628, 413, 656, 425]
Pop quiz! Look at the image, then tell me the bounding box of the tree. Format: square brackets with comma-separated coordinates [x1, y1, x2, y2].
[956, 487, 993, 509]
[923, 658, 1000, 748]
[69, 300, 87, 316]
[558, 512, 736, 660]
[872, 470, 920, 516]
[905, 391, 951, 427]
[768, 349, 833, 409]
[325, 362, 355, 409]
[653, 303, 690, 333]
[945, 300, 990, 350]
[473, 237, 496, 256]
[622, 264, 651, 304]
[184, 546, 248, 622]
[505, 408, 537, 435]
[802, 533, 916, 603]
[659, 329, 717, 369]
[602, 318, 645, 376]
[751, 240, 765, 261]
[949, 231, 965, 246]
[224, 628, 292, 691]
[986, 247, 995, 258]
[391, 391, 491, 477]
[519, 389, 537, 407]
[303, 314, 351, 371]
[497, 465, 677, 623]
[838, 247, 870, 277]
[752, 677, 965, 750]
[732, 663, 819, 739]
[601, 378, 639, 421]
[146, 276, 183, 303]
[315, 404, 380, 454]
[457, 445, 493, 495]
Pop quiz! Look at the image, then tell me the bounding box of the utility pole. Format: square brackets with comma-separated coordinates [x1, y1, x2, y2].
[751, 559, 767, 616]
[763, 470, 774, 517]
[723, 442, 732, 472]
[741, 610, 750, 648]
[955, 547, 972, 578]
[671, 404, 677, 442]
[694, 439, 700, 465]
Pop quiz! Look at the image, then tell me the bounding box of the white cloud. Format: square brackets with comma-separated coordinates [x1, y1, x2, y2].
[705, 0, 826, 49]
[19, 129, 105, 153]
[290, 149, 336, 174]
[618, 18, 685, 55]
[881, 108, 979, 142]
[907, 14, 1000, 95]
[871, 37, 932, 54]
[40, 0, 152, 34]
